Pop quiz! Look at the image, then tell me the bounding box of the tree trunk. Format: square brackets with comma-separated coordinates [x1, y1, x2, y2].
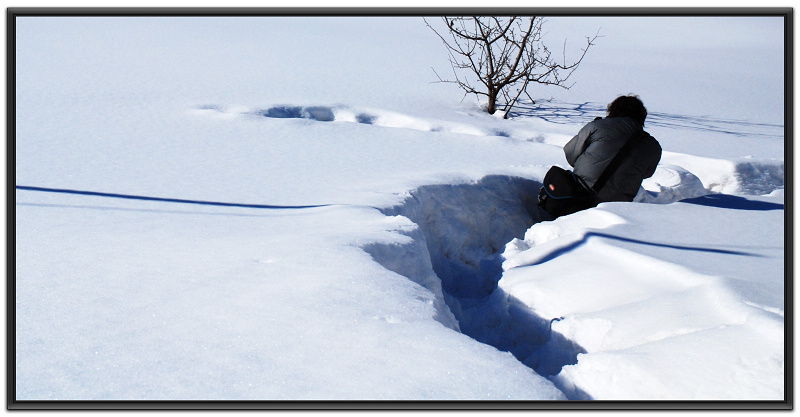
[487, 90, 497, 115]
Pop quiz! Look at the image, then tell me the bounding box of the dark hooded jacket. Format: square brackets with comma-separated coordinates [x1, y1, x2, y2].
[563, 116, 662, 202]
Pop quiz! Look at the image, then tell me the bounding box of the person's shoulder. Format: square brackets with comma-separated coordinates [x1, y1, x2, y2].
[640, 129, 656, 140]
[592, 117, 641, 139]
[594, 116, 639, 128]
[577, 118, 601, 135]
[640, 130, 662, 150]
[583, 116, 614, 132]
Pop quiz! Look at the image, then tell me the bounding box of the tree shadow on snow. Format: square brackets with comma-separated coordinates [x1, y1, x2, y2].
[508, 100, 783, 138]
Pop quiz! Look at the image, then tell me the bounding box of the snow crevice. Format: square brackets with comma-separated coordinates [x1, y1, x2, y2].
[365, 175, 587, 389]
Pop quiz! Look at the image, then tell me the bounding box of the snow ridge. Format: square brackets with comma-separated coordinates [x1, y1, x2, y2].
[193, 103, 785, 198]
[501, 202, 785, 400]
[192, 104, 520, 140]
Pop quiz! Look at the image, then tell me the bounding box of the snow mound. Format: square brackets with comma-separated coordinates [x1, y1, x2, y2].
[500, 194, 784, 400]
[503, 209, 627, 269]
[661, 152, 784, 196]
[636, 165, 709, 204]
[189, 103, 571, 143]
[733, 158, 785, 195]
[192, 103, 511, 138]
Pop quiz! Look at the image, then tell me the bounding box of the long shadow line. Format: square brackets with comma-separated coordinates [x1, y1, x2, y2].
[679, 194, 784, 211]
[528, 231, 764, 267]
[16, 185, 333, 210]
[15, 202, 280, 218]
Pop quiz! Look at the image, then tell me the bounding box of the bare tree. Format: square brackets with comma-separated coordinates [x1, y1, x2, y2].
[425, 16, 599, 118]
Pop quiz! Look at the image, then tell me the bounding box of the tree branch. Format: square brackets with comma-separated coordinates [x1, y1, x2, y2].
[425, 16, 599, 117]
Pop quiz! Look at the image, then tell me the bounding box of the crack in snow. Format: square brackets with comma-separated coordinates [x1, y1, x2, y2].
[364, 175, 588, 397]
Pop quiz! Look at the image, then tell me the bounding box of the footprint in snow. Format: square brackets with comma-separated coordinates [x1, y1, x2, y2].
[192, 103, 516, 139]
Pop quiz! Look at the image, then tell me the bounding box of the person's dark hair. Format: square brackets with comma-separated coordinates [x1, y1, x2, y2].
[607, 94, 647, 126]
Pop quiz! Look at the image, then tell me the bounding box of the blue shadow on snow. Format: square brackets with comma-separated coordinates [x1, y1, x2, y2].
[507, 99, 783, 139]
[678, 194, 784, 211]
[527, 231, 764, 267]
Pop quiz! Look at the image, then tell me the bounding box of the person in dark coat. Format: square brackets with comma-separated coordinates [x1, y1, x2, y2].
[563, 95, 662, 203]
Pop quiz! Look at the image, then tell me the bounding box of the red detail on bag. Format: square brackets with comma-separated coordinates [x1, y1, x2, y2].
[549, 184, 555, 191]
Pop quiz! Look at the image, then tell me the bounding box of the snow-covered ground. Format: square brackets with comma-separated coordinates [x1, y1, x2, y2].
[13, 12, 786, 404]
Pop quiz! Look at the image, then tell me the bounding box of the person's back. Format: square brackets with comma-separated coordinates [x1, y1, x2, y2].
[596, 128, 661, 202]
[563, 95, 662, 203]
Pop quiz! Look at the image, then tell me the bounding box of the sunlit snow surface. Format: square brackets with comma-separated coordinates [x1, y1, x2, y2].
[14, 15, 785, 401]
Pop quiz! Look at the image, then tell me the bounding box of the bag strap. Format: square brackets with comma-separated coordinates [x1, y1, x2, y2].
[591, 127, 643, 192]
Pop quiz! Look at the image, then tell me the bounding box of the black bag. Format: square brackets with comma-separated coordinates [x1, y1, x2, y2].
[537, 166, 599, 218]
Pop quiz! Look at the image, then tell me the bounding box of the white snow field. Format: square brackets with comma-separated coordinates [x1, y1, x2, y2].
[13, 13, 787, 405]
